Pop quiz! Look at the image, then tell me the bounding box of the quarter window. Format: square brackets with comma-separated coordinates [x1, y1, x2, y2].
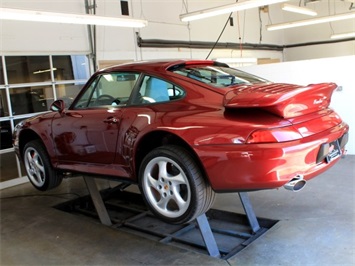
[133, 76, 185, 104]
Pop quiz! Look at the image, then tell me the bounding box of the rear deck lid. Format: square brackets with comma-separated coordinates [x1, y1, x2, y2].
[223, 83, 337, 118]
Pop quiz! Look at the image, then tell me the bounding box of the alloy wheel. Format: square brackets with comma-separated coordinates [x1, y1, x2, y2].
[142, 156, 191, 218]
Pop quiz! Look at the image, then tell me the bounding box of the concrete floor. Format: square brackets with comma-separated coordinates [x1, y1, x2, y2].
[1, 155, 354, 265]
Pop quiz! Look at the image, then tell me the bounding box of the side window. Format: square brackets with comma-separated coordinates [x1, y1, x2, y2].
[133, 76, 185, 104]
[73, 72, 139, 109]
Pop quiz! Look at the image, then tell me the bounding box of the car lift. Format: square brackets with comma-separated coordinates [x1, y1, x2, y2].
[80, 176, 273, 259]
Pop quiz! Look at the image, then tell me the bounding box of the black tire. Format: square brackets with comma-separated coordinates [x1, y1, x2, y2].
[139, 145, 215, 224]
[23, 140, 62, 191]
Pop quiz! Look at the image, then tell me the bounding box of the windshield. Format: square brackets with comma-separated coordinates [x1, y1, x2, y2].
[171, 65, 268, 88]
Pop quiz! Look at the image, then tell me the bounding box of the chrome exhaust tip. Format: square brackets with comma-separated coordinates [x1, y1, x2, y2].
[284, 174, 306, 192]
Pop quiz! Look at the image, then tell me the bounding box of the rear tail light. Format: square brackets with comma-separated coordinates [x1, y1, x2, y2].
[246, 126, 302, 144]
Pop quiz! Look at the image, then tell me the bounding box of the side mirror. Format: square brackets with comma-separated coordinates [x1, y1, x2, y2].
[50, 100, 65, 113]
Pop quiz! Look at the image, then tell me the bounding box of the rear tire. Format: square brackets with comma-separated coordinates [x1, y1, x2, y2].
[23, 140, 62, 191]
[139, 145, 215, 224]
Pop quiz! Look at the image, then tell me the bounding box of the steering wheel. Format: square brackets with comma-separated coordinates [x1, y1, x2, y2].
[94, 94, 115, 106]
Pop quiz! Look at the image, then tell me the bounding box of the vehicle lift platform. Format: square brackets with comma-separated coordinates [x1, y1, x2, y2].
[55, 177, 278, 260]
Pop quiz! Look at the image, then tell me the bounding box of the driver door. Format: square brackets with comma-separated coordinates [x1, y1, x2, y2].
[52, 72, 139, 173]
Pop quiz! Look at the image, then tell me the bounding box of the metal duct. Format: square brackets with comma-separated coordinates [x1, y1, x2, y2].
[136, 33, 355, 52]
[136, 33, 283, 51]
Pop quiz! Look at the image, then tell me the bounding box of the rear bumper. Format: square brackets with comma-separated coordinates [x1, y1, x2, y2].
[194, 123, 349, 192]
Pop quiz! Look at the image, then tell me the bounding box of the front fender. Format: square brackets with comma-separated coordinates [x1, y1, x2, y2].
[15, 112, 57, 164]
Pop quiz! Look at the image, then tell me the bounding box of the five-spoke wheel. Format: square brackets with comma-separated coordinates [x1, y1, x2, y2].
[24, 146, 46, 188]
[23, 140, 62, 191]
[139, 145, 215, 224]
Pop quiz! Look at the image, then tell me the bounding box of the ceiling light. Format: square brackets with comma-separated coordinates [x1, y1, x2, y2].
[180, 0, 289, 22]
[304, 0, 320, 5]
[281, 3, 317, 16]
[330, 32, 355, 39]
[266, 11, 355, 30]
[0, 8, 148, 28]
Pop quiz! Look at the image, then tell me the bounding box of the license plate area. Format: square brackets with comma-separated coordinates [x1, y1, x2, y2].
[316, 139, 342, 164]
[325, 140, 341, 163]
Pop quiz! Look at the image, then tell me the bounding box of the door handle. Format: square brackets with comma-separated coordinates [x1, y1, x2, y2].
[65, 112, 83, 118]
[103, 117, 119, 124]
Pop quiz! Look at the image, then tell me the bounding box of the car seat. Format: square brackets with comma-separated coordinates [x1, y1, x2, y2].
[187, 70, 202, 81]
[145, 78, 170, 102]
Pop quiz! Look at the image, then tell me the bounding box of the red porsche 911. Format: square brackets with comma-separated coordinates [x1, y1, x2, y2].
[13, 60, 349, 224]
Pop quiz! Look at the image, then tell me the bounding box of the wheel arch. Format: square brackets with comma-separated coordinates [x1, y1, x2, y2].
[18, 129, 56, 167]
[134, 130, 210, 185]
[18, 129, 42, 160]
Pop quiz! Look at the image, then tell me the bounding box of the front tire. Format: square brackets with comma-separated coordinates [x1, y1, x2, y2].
[23, 140, 62, 191]
[139, 145, 215, 224]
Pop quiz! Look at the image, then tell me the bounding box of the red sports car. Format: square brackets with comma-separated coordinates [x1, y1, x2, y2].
[13, 60, 349, 224]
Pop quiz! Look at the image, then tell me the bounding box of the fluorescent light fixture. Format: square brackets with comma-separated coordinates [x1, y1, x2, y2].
[0, 8, 148, 28]
[330, 32, 355, 39]
[180, 0, 289, 22]
[267, 11, 355, 30]
[33, 68, 57, 74]
[304, 0, 320, 5]
[216, 57, 258, 64]
[281, 3, 317, 16]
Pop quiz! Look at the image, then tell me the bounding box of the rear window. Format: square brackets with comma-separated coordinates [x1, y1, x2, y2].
[171, 65, 268, 88]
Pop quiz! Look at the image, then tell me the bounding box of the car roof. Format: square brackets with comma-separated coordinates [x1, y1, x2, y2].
[99, 59, 228, 73]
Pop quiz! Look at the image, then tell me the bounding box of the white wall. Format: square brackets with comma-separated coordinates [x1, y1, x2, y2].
[241, 55, 355, 154]
[97, 0, 285, 63]
[274, 1, 355, 61]
[1, 0, 353, 62]
[284, 41, 355, 62]
[0, 0, 90, 55]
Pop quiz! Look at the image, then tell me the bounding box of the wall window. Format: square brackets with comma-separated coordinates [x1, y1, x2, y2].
[0, 54, 91, 188]
[0, 153, 21, 182]
[6, 56, 51, 84]
[52, 56, 75, 81]
[56, 83, 86, 107]
[53, 55, 90, 81]
[0, 121, 12, 150]
[10, 86, 54, 116]
[0, 59, 4, 85]
[0, 89, 9, 117]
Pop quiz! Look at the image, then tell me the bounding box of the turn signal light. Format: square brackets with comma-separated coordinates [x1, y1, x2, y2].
[246, 126, 302, 144]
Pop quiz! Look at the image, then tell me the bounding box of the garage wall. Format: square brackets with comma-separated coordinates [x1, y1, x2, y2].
[280, 1, 355, 61]
[284, 41, 355, 62]
[97, 0, 285, 62]
[98, 0, 354, 63]
[1, 0, 284, 61]
[240, 55, 355, 155]
[0, 0, 90, 55]
[1, 1, 353, 63]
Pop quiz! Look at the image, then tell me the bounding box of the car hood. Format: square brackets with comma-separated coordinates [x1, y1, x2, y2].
[223, 82, 337, 118]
